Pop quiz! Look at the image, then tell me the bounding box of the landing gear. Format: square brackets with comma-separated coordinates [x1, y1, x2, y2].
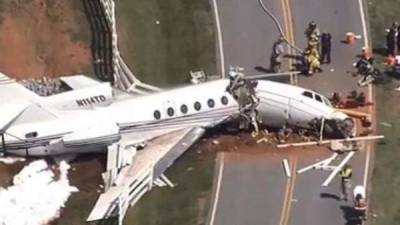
[226, 66, 261, 136]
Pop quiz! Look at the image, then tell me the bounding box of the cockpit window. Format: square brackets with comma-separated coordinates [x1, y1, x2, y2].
[302, 91, 313, 99]
[315, 94, 323, 103]
[323, 97, 333, 107]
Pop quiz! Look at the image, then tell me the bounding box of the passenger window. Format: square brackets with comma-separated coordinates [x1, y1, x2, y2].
[167, 107, 174, 117]
[207, 99, 215, 108]
[302, 91, 313, 99]
[315, 94, 323, 103]
[25, 132, 38, 139]
[153, 110, 161, 120]
[194, 102, 202, 111]
[180, 104, 188, 114]
[221, 96, 229, 105]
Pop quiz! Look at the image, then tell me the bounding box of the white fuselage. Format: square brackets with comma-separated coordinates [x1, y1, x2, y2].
[0, 79, 348, 156]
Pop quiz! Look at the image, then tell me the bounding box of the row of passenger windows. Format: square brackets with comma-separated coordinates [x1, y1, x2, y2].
[153, 96, 229, 120]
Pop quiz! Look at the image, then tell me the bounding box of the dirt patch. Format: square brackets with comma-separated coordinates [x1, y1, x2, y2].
[0, 0, 92, 79]
[0, 161, 27, 187]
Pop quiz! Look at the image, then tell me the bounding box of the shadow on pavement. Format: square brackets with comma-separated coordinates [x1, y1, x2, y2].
[320, 192, 341, 201]
[254, 66, 272, 73]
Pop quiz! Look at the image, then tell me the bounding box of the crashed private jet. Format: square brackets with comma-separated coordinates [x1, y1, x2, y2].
[0, 68, 354, 221]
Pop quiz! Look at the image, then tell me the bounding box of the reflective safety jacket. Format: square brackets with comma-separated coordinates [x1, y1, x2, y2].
[339, 168, 353, 179]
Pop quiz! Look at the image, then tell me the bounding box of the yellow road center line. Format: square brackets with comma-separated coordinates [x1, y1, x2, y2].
[283, 157, 297, 225]
[278, 156, 292, 225]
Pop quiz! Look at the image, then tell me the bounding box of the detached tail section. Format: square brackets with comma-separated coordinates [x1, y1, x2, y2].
[0, 72, 41, 104]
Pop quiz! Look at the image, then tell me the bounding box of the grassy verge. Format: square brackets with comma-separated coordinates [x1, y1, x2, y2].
[125, 146, 216, 225]
[367, 0, 400, 224]
[116, 0, 217, 87]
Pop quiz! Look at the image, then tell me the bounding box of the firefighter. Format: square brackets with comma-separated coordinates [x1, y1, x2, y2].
[386, 22, 397, 56]
[396, 24, 400, 55]
[308, 33, 319, 50]
[354, 54, 375, 85]
[339, 164, 353, 201]
[304, 21, 320, 41]
[304, 46, 321, 75]
[321, 32, 332, 64]
[270, 37, 285, 73]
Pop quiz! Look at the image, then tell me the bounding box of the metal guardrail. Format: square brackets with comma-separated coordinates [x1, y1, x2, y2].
[98, 0, 160, 93]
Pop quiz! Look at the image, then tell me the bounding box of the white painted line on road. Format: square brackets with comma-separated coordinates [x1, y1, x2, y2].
[282, 159, 291, 177]
[212, 0, 225, 78]
[322, 151, 355, 187]
[358, 0, 373, 190]
[358, 0, 369, 47]
[209, 152, 225, 225]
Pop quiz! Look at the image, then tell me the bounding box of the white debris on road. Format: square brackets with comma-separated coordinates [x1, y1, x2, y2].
[0, 157, 26, 165]
[0, 160, 78, 225]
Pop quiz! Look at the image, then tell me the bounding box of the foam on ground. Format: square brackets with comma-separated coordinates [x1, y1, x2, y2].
[0, 160, 78, 225]
[0, 157, 26, 165]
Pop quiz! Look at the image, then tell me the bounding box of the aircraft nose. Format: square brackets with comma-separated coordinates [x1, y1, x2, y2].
[330, 112, 355, 138]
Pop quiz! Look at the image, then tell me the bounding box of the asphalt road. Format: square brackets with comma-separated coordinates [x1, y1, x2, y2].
[216, 0, 285, 76]
[208, 0, 372, 225]
[211, 152, 287, 225]
[292, 0, 366, 96]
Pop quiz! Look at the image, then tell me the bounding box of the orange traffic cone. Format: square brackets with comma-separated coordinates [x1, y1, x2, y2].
[386, 55, 396, 65]
[346, 32, 355, 44]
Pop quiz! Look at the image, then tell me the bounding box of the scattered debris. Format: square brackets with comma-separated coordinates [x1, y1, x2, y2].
[330, 68, 335, 72]
[187, 167, 193, 171]
[0, 157, 26, 164]
[256, 137, 268, 144]
[330, 140, 360, 152]
[0, 160, 78, 225]
[282, 159, 291, 178]
[212, 140, 220, 145]
[155, 20, 160, 25]
[380, 122, 393, 127]
[277, 135, 384, 149]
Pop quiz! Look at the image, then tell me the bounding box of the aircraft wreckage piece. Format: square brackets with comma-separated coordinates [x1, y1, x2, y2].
[296, 151, 355, 187]
[276, 135, 384, 148]
[226, 66, 261, 135]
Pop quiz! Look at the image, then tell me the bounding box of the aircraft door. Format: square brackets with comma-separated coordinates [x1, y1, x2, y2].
[163, 100, 177, 118]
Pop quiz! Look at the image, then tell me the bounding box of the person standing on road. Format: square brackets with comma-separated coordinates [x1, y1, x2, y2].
[270, 36, 285, 73]
[386, 23, 397, 56]
[305, 21, 320, 41]
[321, 32, 332, 64]
[396, 25, 400, 55]
[339, 164, 353, 201]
